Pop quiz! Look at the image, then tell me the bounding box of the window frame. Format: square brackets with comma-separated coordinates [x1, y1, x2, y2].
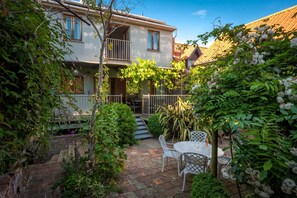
[64, 14, 82, 41]
[63, 76, 84, 94]
[147, 30, 160, 51]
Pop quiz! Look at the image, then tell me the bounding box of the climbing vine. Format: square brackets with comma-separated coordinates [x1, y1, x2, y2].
[0, 0, 71, 174]
[120, 58, 186, 94]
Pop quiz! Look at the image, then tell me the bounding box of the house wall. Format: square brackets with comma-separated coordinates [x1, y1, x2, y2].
[130, 25, 173, 67]
[50, 12, 173, 67]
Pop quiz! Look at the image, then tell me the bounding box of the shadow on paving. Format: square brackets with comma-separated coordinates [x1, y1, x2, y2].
[107, 139, 246, 198]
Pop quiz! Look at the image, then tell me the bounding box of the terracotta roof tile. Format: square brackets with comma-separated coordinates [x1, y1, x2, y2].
[195, 5, 297, 65]
[173, 43, 206, 61]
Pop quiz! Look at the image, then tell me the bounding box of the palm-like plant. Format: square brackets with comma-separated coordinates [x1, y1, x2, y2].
[157, 97, 198, 141]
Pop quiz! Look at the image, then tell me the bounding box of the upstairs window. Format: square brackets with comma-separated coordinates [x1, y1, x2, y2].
[147, 30, 160, 51]
[64, 15, 82, 41]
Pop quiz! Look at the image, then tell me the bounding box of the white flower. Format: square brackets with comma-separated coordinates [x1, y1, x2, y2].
[281, 185, 292, 194]
[248, 33, 255, 38]
[285, 161, 297, 168]
[278, 92, 285, 97]
[292, 186, 297, 194]
[221, 168, 230, 179]
[283, 178, 296, 188]
[260, 34, 268, 42]
[237, 32, 243, 38]
[246, 167, 253, 174]
[258, 59, 265, 64]
[191, 84, 199, 92]
[267, 29, 274, 35]
[284, 103, 294, 110]
[252, 170, 260, 179]
[280, 104, 286, 109]
[262, 184, 274, 195]
[290, 148, 297, 156]
[286, 89, 292, 95]
[258, 191, 270, 198]
[277, 96, 284, 104]
[209, 82, 217, 89]
[290, 38, 297, 48]
[293, 167, 297, 174]
[241, 36, 247, 41]
[289, 94, 297, 102]
[233, 58, 240, 65]
[235, 47, 243, 55]
[282, 178, 296, 194]
[259, 27, 266, 32]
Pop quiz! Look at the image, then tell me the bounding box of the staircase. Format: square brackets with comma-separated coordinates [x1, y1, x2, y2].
[134, 116, 152, 140]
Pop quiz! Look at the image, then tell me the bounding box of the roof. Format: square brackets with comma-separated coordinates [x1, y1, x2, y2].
[41, 0, 176, 32]
[195, 5, 297, 65]
[173, 43, 207, 62]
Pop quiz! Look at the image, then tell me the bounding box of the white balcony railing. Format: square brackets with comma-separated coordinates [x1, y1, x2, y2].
[53, 94, 123, 118]
[142, 94, 191, 115]
[106, 38, 131, 61]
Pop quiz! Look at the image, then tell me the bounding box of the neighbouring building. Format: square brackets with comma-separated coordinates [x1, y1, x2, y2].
[195, 5, 297, 65]
[173, 43, 207, 69]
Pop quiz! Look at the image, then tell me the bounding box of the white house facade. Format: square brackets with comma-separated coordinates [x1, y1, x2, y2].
[42, 0, 176, 105]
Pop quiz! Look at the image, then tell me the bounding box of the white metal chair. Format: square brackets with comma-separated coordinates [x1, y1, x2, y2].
[218, 156, 232, 178]
[180, 152, 208, 191]
[158, 135, 182, 175]
[190, 131, 207, 143]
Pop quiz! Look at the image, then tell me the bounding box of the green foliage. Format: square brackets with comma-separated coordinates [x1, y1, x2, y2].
[147, 113, 163, 137]
[54, 159, 105, 198]
[157, 98, 198, 141]
[191, 173, 229, 198]
[120, 58, 186, 94]
[111, 103, 137, 146]
[190, 23, 297, 196]
[0, 0, 71, 174]
[94, 104, 127, 180]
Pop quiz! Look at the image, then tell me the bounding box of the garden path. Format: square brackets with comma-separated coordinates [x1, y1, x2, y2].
[107, 138, 250, 198]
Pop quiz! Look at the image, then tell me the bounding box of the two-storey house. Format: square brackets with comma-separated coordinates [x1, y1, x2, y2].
[42, 0, 176, 114]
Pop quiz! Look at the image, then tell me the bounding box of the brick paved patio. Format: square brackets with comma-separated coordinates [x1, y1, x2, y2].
[108, 138, 250, 198]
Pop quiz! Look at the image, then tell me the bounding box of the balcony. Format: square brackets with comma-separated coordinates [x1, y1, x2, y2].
[106, 38, 131, 62]
[52, 94, 123, 119]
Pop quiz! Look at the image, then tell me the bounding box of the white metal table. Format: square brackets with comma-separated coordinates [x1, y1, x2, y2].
[173, 141, 224, 159]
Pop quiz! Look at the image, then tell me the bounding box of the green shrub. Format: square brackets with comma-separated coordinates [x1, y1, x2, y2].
[157, 97, 198, 141]
[111, 103, 137, 146]
[54, 159, 105, 198]
[0, 0, 71, 174]
[94, 104, 127, 181]
[191, 173, 229, 198]
[148, 113, 163, 137]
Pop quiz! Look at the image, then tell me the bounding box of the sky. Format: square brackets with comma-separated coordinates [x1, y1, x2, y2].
[132, 0, 297, 46]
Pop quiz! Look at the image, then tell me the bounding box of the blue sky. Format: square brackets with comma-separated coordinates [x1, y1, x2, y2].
[132, 0, 297, 46]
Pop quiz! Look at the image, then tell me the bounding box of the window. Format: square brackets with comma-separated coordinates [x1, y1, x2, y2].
[64, 15, 82, 41]
[147, 30, 160, 51]
[63, 76, 84, 94]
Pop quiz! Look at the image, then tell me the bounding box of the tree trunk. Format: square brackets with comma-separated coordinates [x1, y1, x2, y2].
[88, 36, 106, 162]
[210, 130, 218, 177]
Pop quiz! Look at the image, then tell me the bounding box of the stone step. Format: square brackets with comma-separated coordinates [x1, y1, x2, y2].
[135, 129, 150, 135]
[134, 133, 152, 140]
[134, 116, 152, 140]
[137, 125, 147, 130]
[58, 149, 68, 163]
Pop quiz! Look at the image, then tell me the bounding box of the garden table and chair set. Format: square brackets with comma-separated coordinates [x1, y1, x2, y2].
[158, 131, 231, 191]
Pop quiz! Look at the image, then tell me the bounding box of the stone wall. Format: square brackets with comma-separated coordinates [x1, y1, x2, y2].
[35, 134, 82, 164]
[0, 134, 82, 197]
[0, 169, 29, 198]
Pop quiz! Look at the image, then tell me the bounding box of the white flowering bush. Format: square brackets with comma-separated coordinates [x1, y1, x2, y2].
[189, 23, 297, 197]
